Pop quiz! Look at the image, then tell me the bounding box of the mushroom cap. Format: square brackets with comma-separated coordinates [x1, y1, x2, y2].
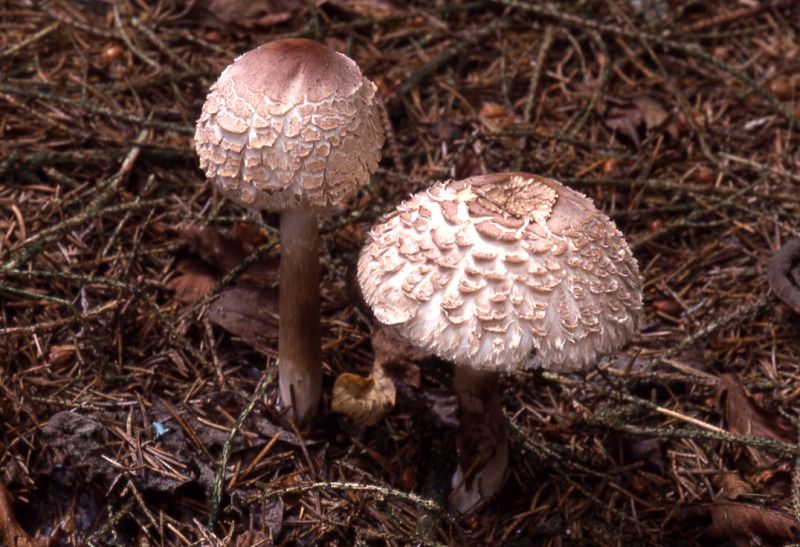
[357, 173, 643, 373]
[195, 39, 385, 212]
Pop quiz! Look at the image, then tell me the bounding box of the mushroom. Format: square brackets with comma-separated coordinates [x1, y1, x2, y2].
[195, 39, 385, 428]
[357, 172, 643, 512]
[332, 325, 428, 427]
[331, 360, 396, 427]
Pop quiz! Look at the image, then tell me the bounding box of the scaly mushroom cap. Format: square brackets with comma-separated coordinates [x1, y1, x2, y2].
[358, 173, 643, 372]
[195, 38, 385, 212]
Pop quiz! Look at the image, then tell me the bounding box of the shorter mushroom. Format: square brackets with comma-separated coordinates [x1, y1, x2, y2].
[332, 325, 427, 427]
[332, 361, 396, 427]
[357, 172, 643, 513]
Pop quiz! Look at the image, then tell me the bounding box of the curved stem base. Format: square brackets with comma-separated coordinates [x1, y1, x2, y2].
[278, 210, 321, 430]
[450, 367, 508, 514]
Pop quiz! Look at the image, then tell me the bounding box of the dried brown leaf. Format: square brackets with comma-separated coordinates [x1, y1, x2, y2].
[478, 102, 508, 118]
[478, 101, 513, 131]
[767, 239, 800, 313]
[748, 468, 793, 500]
[324, 0, 405, 18]
[719, 374, 795, 441]
[207, 286, 278, 344]
[702, 502, 800, 546]
[604, 107, 642, 149]
[429, 120, 463, 141]
[169, 226, 278, 319]
[234, 531, 271, 547]
[769, 77, 796, 101]
[47, 344, 76, 367]
[601, 157, 618, 175]
[197, 0, 301, 27]
[178, 224, 243, 270]
[718, 373, 796, 465]
[626, 437, 664, 471]
[178, 225, 277, 284]
[713, 472, 753, 500]
[0, 482, 37, 547]
[653, 299, 682, 315]
[167, 257, 218, 303]
[372, 326, 427, 388]
[603, 434, 664, 471]
[230, 222, 271, 254]
[233, 499, 283, 546]
[633, 96, 669, 129]
[262, 498, 284, 541]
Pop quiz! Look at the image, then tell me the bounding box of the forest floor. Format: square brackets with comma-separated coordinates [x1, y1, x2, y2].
[1, 1, 800, 545]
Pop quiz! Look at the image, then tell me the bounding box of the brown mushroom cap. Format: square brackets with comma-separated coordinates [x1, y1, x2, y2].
[195, 39, 385, 211]
[358, 172, 643, 372]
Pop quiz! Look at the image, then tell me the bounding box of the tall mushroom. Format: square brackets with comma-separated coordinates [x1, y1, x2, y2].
[357, 172, 642, 512]
[195, 39, 385, 428]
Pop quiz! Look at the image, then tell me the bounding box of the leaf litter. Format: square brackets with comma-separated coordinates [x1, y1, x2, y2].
[168, 224, 280, 343]
[699, 502, 799, 547]
[717, 373, 796, 465]
[1, 0, 800, 545]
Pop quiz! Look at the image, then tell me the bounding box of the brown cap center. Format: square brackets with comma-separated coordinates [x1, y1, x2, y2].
[471, 175, 558, 223]
[222, 38, 363, 104]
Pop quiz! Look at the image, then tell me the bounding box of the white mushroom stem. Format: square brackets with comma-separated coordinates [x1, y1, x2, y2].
[279, 209, 322, 429]
[450, 367, 508, 514]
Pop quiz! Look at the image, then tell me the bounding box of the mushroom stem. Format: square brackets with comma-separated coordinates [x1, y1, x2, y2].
[278, 209, 322, 429]
[450, 367, 508, 514]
